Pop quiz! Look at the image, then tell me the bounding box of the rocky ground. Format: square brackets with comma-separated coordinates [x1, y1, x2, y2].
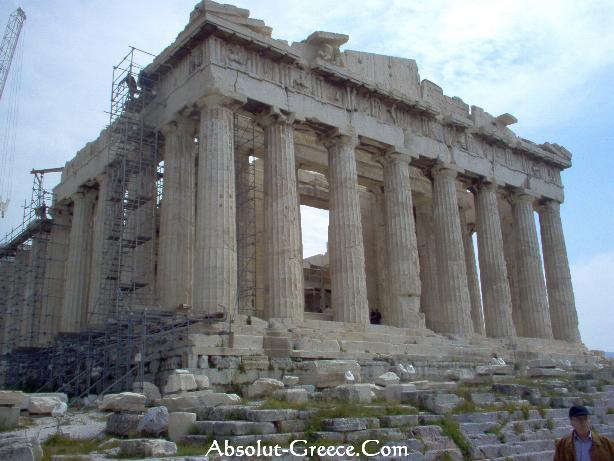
[1, 359, 613, 460]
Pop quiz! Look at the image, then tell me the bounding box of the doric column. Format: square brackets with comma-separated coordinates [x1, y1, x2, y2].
[511, 191, 553, 339]
[460, 212, 485, 336]
[474, 182, 516, 338]
[414, 195, 440, 331]
[61, 189, 95, 333]
[431, 165, 473, 335]
[324, 132, 369, 324]
[193, 96, 239, 316]
[158, 117, 196, 311]
[45, 206, 70, 339]
[87, 172, 108, 322]
[260, 111, 304, 323]
[382, 153, 422, 328]
[539, 200, 581, 342]
[374, 191, 391, 322]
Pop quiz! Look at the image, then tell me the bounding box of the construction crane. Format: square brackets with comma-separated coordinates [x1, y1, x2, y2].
[0, 7, 26, 217]
[0, 7, 26, 101]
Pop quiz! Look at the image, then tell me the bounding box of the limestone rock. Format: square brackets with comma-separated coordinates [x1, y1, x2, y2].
[0, 390, 26, 407]
[161, 391, 240, 412]
[168, 412, 196, 442]
[384, 383, 417, 402]
[375, 371, 400, 386]
[302, 360, 361, 388]
[164, 371, 197, 394]
[282, 375, 300, 386]
[322, 418, 367, 432]
[420, 393, 461, 414]
[194, 375, 210, 390]
[0, 435, 42, 461]
[105, 413, 143, 436]
[0, 406, 20, 429]
[323, 383, 372, 404]
[27, 396, 64, 415]
[99, 392, 146, 412]
[244, 378, 284, 399]
[119, 439, 177, 457]
[137, 406, 168, 436]
[271, 388, 309, 404]
[133, 381, 161, 402]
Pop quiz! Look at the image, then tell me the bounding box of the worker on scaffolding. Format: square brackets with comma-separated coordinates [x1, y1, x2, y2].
[123, 74, 138, 99]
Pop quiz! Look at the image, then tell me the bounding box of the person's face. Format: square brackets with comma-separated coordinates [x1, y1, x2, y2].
[571, 415, 591, 437]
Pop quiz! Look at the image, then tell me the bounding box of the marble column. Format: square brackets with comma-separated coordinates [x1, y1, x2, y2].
[260, 112, 304, 323]
[382, 153, 421, 328]
[511, 191, 553, 339]
[461, 214, 485, 336]
[45, 207, 70, 339]
[374, 191, 391, 322]
[9, 248, 30, 346]
[324, 133, 369, 324]
[431, 165, 473, 335]
[414, 196, 440, 331]
[61, 189, 95, 333]
[474, 182, 516, 338]
[25, 233, 49, 346]
[158, 118, 196, 311]
[193, 98, 238, 316]
[87, 172, 108, 322]
[539, 200, 581, 342]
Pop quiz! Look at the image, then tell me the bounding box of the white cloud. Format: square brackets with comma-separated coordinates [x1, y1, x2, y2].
[571, 250, 614, 352]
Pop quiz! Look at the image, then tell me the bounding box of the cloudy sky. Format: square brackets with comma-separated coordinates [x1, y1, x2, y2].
[0, 1, 612, 350]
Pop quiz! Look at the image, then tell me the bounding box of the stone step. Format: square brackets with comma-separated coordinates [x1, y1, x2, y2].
[489, 450, 555, 461]
[473, 439, 554, 458]
[192, 420, 277, 436]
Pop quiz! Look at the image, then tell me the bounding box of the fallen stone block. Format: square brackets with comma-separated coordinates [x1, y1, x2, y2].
[105, 413, 142, 436]
[0, 406, 20, 429]
[161, 390, 240, 412]
[384, 383, 418, 402]
[27, 396, 64, 415]
[168, 412, 196, 443]
[244, 377, 284, 399]
[301, 360, 361, 388]
[137, 406, 168, 436]
[0, 390, 27, 407]
[323, 383, 372, 403]
[194, 420, 276, 436]
[132, 381, 161, 402]
[163, 371, 197, 394]
[375, 371, 400, 387]
[194, 375, 210, 390]
[420, 393, 461, 414]
[282, 375, 300, 386]
[119, 438, 177, 457]
[271, 388, 309, 404]
[245, 408, 299, 422]
[0, 435, 42, 461]
[99, 392, 146, 412]
[322, 417, 367, 432]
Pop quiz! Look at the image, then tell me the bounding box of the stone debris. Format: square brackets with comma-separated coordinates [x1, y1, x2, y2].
[132, 381, 161, 403]
[282, 375, 300, 386]
[0, 434, 42, 461]
[301, 360, 362, 388]
[0, 390, 27, 407]
[137, 406, 168, 436]
[168, 411, 196, 442]
[119, 438, 177, 457]
[106, 412, 143, 436]
[375, 371, 400, 386]
[27, 396, 65, 415]
[163, 370, 198, 395]
[98, 392, 146, 412]
[244, 377, 284, 398]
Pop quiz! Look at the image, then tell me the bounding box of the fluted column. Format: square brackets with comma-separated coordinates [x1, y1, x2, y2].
[414, 196, 440, 331]
[87, 172, 108, 322]
[260, 112, 304, 323]
[461, 213, 485, 336]
[511, 191, 553, 339]
[193, 97, 238, 316]
[374, 191, 391, 322]
[61, 189, 95, 333]
[539, 200, 581, 342]
[431, 165, 473, 335]
[324, 133, 369, 324]
[474, 182, 516, 338]
[45, 207, 70, 338]
[158, 118, 196, 310]
[382, 153, 422, 328]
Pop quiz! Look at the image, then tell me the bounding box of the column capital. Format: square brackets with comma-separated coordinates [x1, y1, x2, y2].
[196, 92, 246, 111]
[319, 127, 358, 151]
[471, 179, 499, 194]
[72, 187, 96, 203]
[538, 198, 561, 212]
[382, 150, 415, 165]
[509, 189, 537, 205]
[256, 107, 296, 128]
[431, 163, 459, 179]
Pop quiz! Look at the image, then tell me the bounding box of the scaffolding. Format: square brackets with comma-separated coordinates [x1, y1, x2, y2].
[233, 113, 263, 317]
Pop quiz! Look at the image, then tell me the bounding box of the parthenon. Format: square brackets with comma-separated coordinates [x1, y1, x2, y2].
[0, 1, 592, 393]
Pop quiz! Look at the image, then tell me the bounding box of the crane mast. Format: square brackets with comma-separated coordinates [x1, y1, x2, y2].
[0, 7, 26, 101]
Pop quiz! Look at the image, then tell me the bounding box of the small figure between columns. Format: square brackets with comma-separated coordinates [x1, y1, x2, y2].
[323, 132, 369, 325]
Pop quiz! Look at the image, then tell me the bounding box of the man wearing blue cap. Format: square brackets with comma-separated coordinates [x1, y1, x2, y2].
[553, 405, 614, 460]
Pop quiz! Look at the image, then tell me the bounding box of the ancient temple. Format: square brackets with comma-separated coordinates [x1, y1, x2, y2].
[0, 1, 590, 391]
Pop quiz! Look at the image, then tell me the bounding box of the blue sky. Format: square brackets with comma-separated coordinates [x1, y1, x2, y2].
[0, 1, 612, 350]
